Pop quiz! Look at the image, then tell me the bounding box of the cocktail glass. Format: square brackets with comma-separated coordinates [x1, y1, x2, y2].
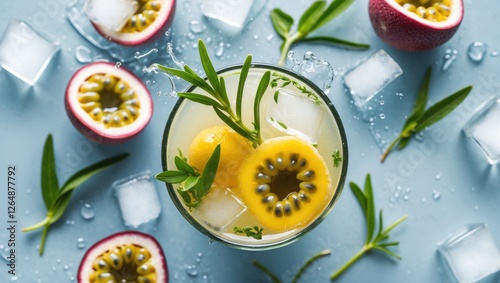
[161, 64, 348, 250]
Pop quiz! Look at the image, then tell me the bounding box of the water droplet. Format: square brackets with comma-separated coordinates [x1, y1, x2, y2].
[471, 187, 476, 192]
[27, 189, 32, 194]
[435, 174, 441, 180]
[134, 48, 158, 60]
[115, 61, 122, 68]
[491, 50, 499, 57]
[166, 42, 184, 69]
[442, 49, 457, 71]
[380, 100, 385, 105]
[25, 210, 29, 215]
[474, 205, 479, 211]
[185, 264, 198, 277]
[215, 42, 224, 57]
[467, 41, 488, 62]
[80, 203, 94, 220]
[75, 45, 92, 64]
[379, 113, 386, 119]
[403, 195, 409, 201]
[422, 197, 426, 202]
[266, 34, 274, 41]
[56, 258, 61, 264]
[189, 20, 206, 34]
[76, 238, 86, 249]
[432, 190, 441, 200]
[396, 92, 404, 99]
[10, 276, 18, 282]
[64, 265, 69, 270]
[164, 30, 170, 37]
[253, 35, 259, 40]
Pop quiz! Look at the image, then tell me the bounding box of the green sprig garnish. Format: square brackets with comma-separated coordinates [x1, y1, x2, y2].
[155, 145, 221, 209]
[233, 226, 264, 240]
[330, 174, 407, 280]
[156, 40, 270, 147]
[254, 249, 331, 283]
[271, 72, 320, 104]
[332, 150, 342, 167]
[22, 134, 128, 255]
[271, 0, 370, 66]
[381, 66, 473, 162]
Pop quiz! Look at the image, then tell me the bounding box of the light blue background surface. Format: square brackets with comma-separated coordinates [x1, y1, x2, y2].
[1, 0, 499, 282]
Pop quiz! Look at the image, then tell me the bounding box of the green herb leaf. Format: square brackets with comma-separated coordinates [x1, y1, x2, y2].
[270, 9, 294, 39]
[41, 134, 59, 210]
[174, 156, 197, 175]
[157, 40, 264, 146]
[253, 71, 271, 140]
[380, 66, 473, 162]
[233, 226, 264, 240]
[332, 149, 342, 167]
[298, 0, 327, 35]
[155, 170, 189, 184]
[23, 134, 128, 255]
[414, 85, 473, 131]
[330, 173, 407, 280]
[253, 249, 331, 283]
[271, 0, 368, 66]
[200, 144, 220, 189]
[300, 36, 371, 49]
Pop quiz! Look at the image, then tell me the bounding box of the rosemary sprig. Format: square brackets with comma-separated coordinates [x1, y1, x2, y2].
[271, 0, 369, 66]
[155, 145, 220, 209]
[381, 66, 473, 162]
[233, 226, 264, 240]
[254, 249, 331, 283]
[156, 40, 271, 147]
[22, 134, 128, 255]
[330, 174, 407, 280]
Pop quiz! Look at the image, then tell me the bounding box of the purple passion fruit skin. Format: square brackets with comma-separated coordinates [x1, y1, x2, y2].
[92, 0, 176, 46]
[78, 231, 168, 283]
[65, 62, 153, 144]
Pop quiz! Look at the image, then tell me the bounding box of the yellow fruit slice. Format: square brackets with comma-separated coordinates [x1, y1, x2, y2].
[238, 136, 331, 232]
[188, 125, 253, 188]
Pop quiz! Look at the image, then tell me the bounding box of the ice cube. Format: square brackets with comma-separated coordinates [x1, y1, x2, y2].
[113, 171, 162, 227]
[437, 223, 500, 283]
[343, 49, 403, 106]
[202, 0, 254, 32]
[0, 19, 59, 86]
[463, 97, 500, 164]
[84, 0, 138, 31]
[194, 188, 246, 231]
[265, 88, 324, 144]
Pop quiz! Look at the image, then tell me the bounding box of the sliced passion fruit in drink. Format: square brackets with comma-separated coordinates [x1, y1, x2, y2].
[238, 136, 331, 232]
[65, 62, 153, 144]
[92, 0, 176, 46]
[188, 125, 253, 188]
[78, 231, 168, 283]
[369, 0, 464, 51]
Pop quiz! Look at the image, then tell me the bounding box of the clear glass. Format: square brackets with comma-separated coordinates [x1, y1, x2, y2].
[0, 19, 59, 86]
[463, 96, 500, 164]
[161, 64, 348, 250]
[343, 49, 403, 106]
[437, 223, 500, 283]
[112, 170, 162, 227]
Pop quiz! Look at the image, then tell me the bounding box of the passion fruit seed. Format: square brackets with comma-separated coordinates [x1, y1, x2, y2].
[396, 0, 450, 22]
[89, 243, 157, 283]
[239, 137, 331, 232]
[78, 73, 141, 128]
[122, 0, 162, 33]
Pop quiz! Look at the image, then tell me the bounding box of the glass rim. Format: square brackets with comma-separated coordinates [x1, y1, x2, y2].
[160, 63, 349, 250]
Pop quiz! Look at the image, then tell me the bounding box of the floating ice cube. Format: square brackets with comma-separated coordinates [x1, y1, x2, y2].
[194, 188, 246, 231]
[343, 49, 403, 106]
[202, 0, 254, 32]
[0, 19, 59, 86]
[84, 0, 138, 31]
[265, 88, 324, 144]
[463, 97, 500, 164]
[437, 223, 500, 283]
[113, 171, 162, 227]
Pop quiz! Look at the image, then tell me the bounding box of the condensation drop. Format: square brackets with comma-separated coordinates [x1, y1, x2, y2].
[185, 264, 198, 277]
[215, 42, 224, 57]
[115, 61, 122, 68]
[432, 190, 441, 200]
[80, 203, 95, 220]
[76, 238, 86, 249]
[442, 49, 457, 72]
[467, 41, 487, 62]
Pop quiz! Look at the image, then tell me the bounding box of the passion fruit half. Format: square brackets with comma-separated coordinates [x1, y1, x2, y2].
[369, 0, 464, 51]
[238, 136, 332, 232]
[92, 0, 176, 46]
[78, 231, 168, 283]
[65, 62, 153, 144]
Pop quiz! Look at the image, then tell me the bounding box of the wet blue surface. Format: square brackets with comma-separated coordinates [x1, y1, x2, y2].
[1, 0, 500, 282]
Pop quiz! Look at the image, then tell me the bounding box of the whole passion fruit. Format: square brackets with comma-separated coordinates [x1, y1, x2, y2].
[78, 231, 168, 283]
[369, 0, 464, 51]
[65, 62, 153, 144]
[92, 0, 176, 46]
